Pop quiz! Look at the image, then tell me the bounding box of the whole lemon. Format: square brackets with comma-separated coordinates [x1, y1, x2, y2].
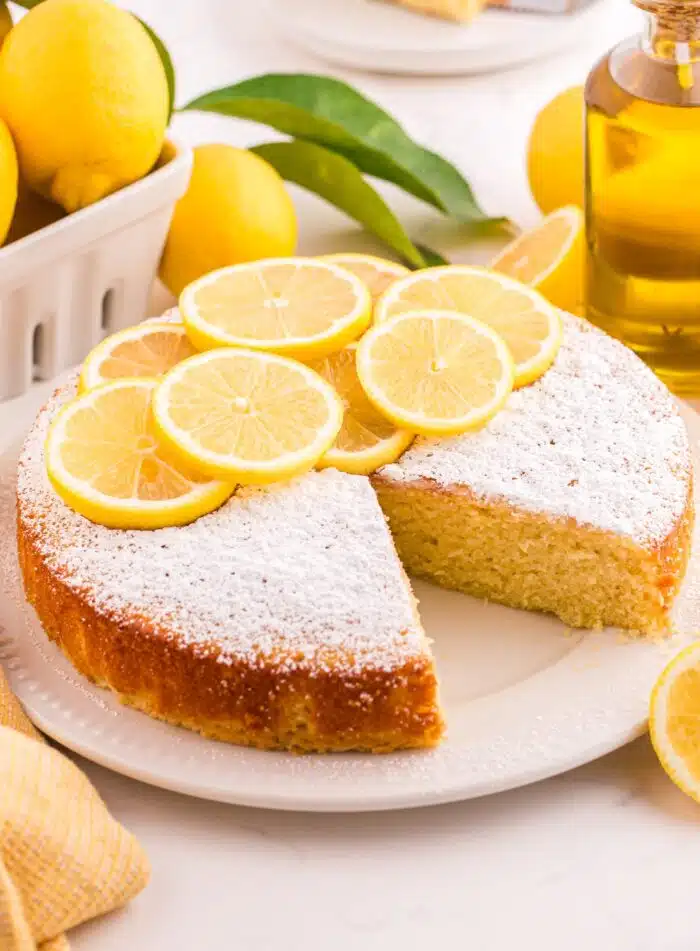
[527, 87, 585, 214]
[0, 4, 13, 46]
[159, 144, 298, 297]
[0, 0, 169, 213]
[0, 118, 18, 245]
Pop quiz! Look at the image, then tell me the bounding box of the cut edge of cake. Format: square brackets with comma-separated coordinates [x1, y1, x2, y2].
[373, 314, 694, 637]
[16, 383, 444, 753]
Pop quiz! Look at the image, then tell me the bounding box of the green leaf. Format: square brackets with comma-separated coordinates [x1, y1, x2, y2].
[184, 74, 508, 231]
[136, 17, 176, 122]
[251, 140, 426, 269]
[414, 243, 450, 268]
[9, 0, 45, 8]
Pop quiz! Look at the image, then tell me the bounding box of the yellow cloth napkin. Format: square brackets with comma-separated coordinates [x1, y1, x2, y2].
[0, 666, 150, 950]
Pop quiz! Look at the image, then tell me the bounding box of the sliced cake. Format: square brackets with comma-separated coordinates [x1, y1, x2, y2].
[17, 385, 443, 753]
[372, 312, 694, 636]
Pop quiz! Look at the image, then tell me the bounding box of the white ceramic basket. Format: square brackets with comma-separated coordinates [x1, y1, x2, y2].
[0, 142, 193, 402]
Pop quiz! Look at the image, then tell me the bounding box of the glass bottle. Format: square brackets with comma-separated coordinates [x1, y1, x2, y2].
[585, 0, 700, 396]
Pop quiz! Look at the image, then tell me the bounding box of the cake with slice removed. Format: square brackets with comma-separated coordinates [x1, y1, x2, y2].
[372, 312, 694, 636]
[14, 311, 694, 754]
[17, 383, 443, 753]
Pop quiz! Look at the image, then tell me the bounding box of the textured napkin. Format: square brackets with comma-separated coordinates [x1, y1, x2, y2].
[0, 666, 150, 950]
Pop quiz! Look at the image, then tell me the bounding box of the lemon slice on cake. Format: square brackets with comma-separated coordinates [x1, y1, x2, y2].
[491, 206, 585, 314]
[153, 348, 344, 483]
[46, 378, 234, 529]
[374, 265, 562, 388]
[180, 257, 372, 361]
[650, 641, 700, 804]
[309, 346, 414, 475]
[320, 253, 409, 304]
[79, 321, 197, 392]
[356, 310, 514, 436]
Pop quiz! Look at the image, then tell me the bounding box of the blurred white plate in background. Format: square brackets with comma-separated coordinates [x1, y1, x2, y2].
[271, 0, 608, 76]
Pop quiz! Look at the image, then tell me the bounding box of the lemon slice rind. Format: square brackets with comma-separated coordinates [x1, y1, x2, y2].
[179, 257, 372, 361]
[152, 348, 345, 484]
[46, 378, 234, 530]
[356, 309, 515, 437]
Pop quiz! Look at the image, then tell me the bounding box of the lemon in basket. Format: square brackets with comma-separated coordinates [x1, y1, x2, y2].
[0, 116, 17, 245]
[0, 0, 169, 213]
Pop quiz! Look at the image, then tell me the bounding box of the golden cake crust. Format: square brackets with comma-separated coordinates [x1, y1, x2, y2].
[17, 519, 442, 751]
[16, 385, 443, 754]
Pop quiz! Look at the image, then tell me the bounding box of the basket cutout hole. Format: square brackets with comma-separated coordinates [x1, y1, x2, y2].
[32, 324, 45, 381]
[101, 288, 116, 333]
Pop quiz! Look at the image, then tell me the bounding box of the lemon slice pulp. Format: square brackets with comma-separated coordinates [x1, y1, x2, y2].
[320, 253, 409, 304]
[79, 321, 197, 392]
[152, 348, 344, 484]
[491, 206, 585, 314]
[356, 309, 514, 437]
[309, 346, 414, 475]
[375, 265, 562, 388]
[45, 378, 234, 529]
[650, 641, 700, 804]
[180, 257, 372, 361]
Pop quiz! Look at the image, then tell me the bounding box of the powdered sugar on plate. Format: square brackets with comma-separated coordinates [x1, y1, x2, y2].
[379, 313, 691, 545]
[17, 383, 424, 674]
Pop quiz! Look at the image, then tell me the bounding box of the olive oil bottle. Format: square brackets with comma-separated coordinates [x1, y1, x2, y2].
[586, 0, 700, 396]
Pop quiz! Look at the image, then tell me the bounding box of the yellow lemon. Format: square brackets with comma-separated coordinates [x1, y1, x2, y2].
[356, 310, 514, 437]
[0, 116, 18, 245]
[491, 206, 585, 314]
[309, 346, 414, 475]
[320, 253, 409, 305]
[650, 641, 700, 804]
[153, 348, 344, 484]
[527, 87, 585, 214]
[0, 0, 169, 213]
[159, 144, 298, 297]
[375, 266, 562, 389]
[0, 3, 13, 46]
[46, 378, 234, 530]
[79, 322, 197, 392]
[180, 258, 371, 362]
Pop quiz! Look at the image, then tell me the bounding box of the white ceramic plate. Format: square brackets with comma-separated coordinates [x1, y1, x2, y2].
[271, 0, 608, 76]
[0, 406, 698, 813]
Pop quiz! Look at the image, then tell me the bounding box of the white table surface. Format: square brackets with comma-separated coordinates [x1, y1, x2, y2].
[8, 1, 700, 948]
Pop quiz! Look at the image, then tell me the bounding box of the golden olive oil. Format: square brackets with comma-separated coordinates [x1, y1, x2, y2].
[585, 1, 700, 395]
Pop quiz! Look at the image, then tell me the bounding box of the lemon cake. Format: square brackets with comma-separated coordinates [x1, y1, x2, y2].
[16, 383, 443, 753]
[373, 312, 694, 636]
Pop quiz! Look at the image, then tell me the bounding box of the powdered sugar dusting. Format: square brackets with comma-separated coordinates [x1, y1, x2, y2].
[17, 383, 425, 674]
[379, 313, 691, 545]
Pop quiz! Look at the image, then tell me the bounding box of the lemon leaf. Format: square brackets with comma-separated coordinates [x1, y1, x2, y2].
[251, 140, 427, 269]
[136, 17, 176, 122]
[415, 243, 449, 268]
[184, 73, 509, 232]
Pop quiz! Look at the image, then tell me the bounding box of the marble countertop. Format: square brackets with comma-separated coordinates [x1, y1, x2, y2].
[8, 1, 700, 947]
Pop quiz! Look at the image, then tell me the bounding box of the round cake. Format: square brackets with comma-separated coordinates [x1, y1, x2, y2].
[16, 312, 695, 752]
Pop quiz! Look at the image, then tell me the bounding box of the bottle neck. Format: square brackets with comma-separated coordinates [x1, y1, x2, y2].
[638, 2, 700, 51]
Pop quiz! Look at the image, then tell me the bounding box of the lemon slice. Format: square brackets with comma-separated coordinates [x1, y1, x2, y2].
[309, 346, 414, 475]
[180, 257, 372, 361]
[45, 379, 234, 530]
[650, 641, 700, 804]
[356, 310, 514, 436]
[320, 253, 409, 303]
[79, 321, 197, 393]
[375, 265, 562, 388]
[491, 206, 585, 314]
[152, 348, 344, 483]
